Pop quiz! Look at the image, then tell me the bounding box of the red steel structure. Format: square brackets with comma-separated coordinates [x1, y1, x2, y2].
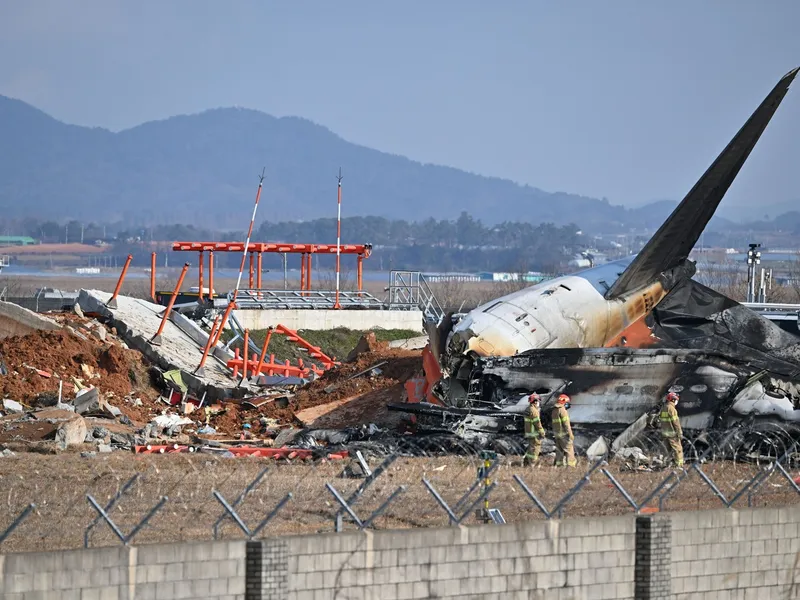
[170, 242, 372, 295]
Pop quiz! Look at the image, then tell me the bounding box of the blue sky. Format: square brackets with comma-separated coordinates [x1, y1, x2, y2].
[1, 1, 798, 214]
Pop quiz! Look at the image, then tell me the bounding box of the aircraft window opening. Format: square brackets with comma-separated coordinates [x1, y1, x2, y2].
[559, 284, 572, 291]
[483, 302, 501, 313]
[598, 280, 610, 292]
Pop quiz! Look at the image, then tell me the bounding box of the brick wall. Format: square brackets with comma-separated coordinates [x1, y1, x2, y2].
[670, 505, 800, 599]
[0, 540, 245, 600]
[246, 539, 288, 600]
[281, 515, 636, 600]
[3, 505, 800, 599]
[635, 514, 671, 599]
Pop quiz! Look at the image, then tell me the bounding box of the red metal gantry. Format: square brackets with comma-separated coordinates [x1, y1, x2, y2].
[170, 242, 372, 295]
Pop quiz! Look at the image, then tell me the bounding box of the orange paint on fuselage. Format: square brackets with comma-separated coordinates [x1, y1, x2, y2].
[605, 315, 659, 348]
[605, 280, 667, 347]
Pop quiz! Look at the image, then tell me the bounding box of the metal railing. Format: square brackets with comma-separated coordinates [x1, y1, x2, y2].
[388, 270, 445, 323]
[742, 302, 800, 311]
[230, 289, 385, 310]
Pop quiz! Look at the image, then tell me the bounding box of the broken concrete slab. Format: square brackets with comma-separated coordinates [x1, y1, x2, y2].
[89, 323, 107, 342]
[388, 335, 429, 350]
[0, 300, 61, 339]
[66, 325, 89, 341]
[610, 412, 650, 455]
[2, 399, 24, 413]
[74, 388, 100, 415]
[104, 403, 122, 418]
[77, 290, 251, 401]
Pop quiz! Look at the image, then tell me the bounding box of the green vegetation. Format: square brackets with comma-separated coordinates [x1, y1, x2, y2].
[221, 327, 421, 365]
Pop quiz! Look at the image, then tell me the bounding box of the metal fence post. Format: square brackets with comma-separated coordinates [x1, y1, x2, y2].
[0, 503, 35, 545]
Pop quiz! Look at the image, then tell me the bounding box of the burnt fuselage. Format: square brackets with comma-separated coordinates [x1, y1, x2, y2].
[475, 347, 752, 431]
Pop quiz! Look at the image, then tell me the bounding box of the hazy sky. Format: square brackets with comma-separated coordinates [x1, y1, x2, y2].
[1, 1, 799, 210]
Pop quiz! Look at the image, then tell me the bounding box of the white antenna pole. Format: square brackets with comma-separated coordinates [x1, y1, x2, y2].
[233, 168, 266, 299]
[334, 168, 343, 309]
[214, 169, 266, 344]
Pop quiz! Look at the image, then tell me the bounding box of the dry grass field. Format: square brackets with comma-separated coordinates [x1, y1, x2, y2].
[0, 452, 797, 554]
[0, 269, 511, 310]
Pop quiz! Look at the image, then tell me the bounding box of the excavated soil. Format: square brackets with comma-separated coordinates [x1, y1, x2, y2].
[256, 349, 420, 422]
[0, 325, 424, 442]
[0, 330, 160, 408]
[190, 347, 424, 436]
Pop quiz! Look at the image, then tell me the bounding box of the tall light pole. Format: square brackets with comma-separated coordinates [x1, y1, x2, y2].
[746, 243, 761, 303]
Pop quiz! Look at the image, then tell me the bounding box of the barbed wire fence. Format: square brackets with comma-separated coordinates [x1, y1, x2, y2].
[1, 428, 800, 554]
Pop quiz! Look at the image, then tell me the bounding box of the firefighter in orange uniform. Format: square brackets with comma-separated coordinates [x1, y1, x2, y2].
[551, 394, 576, 467]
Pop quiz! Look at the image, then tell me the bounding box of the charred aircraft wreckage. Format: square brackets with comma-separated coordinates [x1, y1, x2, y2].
[391, 67, 800, 460]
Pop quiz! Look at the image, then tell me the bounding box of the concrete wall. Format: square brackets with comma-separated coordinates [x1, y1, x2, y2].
[4, 505, 800, 599]
[0, 540, 245, 600]
[671, 505, 800, 599]
[232, 309, 424, 332]
[278, 517, 635, 600]
[0, 300, 61, 339]
[77, 289, 252, 401]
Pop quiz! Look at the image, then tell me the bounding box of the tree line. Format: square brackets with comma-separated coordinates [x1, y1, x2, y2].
[0, 213, 581, 273]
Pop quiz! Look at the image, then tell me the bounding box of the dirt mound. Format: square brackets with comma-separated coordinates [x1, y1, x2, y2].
[0, 330, 159, 407]
[98, 345, 127, 374]
[345, 332, 388, 362]
[201, 347, 424, 435]
[289, 348, 421, 411]
[0, 322, 422, 443]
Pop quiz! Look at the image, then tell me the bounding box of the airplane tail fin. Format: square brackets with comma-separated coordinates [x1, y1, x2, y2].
[606, 67, 799, 300]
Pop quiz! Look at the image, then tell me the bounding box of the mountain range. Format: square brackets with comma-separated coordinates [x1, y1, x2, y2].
[0, 94, 783, 232]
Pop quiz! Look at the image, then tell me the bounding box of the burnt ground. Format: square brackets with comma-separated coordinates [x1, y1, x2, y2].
[0, 453, 798, 554]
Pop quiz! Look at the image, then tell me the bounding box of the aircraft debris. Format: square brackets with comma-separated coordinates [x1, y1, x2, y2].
[5, 68, 800, 466]
[586, 436, 609, 461]
[395, 67, 800, 459]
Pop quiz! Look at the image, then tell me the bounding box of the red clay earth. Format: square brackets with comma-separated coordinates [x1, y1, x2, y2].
[0, 328, 423, 441]
[198, 345, 424, 437]
[0, 329, 160, 411]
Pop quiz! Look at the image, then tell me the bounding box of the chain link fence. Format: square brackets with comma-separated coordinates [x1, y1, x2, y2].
[1, 433, 799, 555]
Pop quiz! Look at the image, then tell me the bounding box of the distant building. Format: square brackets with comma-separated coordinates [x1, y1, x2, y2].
[491, 272, 549, 283]
[423, 271, 551, 284]
[0, 236, 36, 246]
[422, 272, 482, 282]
